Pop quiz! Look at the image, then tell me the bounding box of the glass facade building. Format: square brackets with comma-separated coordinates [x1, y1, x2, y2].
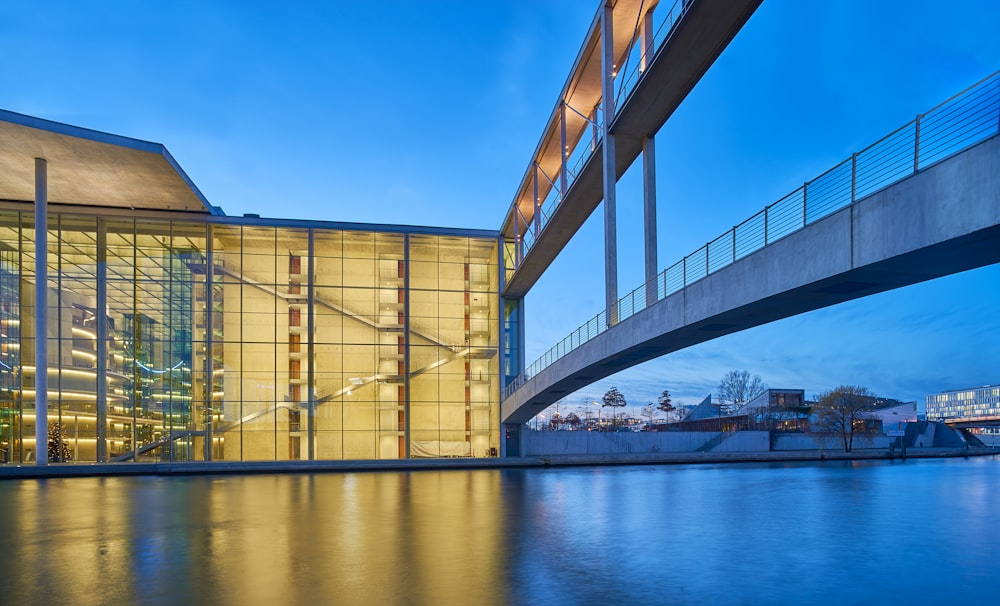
[0, 204, 501, 463]
[926, 385, 1000, 422]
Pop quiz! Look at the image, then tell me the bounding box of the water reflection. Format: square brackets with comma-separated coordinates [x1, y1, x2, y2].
[1, 457, 998, 605]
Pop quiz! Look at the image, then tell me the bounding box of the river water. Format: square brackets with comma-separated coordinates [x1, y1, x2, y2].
[1, 456, 997, 605]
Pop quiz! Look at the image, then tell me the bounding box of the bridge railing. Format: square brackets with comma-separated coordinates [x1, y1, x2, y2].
[520, 0, 692, 260]
[504, 70, 1000, 401]
[615, 0, 692, 110]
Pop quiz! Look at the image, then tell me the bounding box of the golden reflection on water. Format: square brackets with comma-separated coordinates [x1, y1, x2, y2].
[4, 459, 1000, 605]
[0, 471, 509, 606]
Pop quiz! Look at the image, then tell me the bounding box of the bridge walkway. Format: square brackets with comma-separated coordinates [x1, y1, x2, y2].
[503, 71, 1000, 425]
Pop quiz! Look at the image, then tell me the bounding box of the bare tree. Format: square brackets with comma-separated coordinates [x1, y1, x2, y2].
[602, 387, 627, 429]
[813, 385, 877, 452]
[717, 370, 767, 412]
[642, 402, 658, 429]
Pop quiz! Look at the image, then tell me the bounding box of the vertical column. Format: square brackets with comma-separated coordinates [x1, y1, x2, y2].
[203, 224, 214, 461]
[393, 258, 404, 458]
[498, 244, 506, 386]
[55, 225, 62, 461]
[34, 158, 48, 465]
[640, 7, 654, 73]
[463, 262, 472, 452]
[517, 297, 525, 379]
[640, 0, 656, 303]
[402, 233, 411, 458]
[513, 210, 522, 267]
[601, 3, 618, 326]
[96, 218, 107, 461]
[497, 238, 505, 458]
[131, 228, 140, 459]
[532, 166, 541, 236]
[591, 106, 599, 151]
[306, 229, 315, 460]
[643, 136, 658, 307]
[559, 103, 568, 197]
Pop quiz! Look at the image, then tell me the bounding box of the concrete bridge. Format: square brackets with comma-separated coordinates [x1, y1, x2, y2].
[502, 73, 1000, 426]
[946, 417, 1000, 429]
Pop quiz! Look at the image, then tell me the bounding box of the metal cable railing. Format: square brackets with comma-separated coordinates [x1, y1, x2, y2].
[615, 0, 691, 109]
[504, 70, 1000, 401]
[521, 0, 692, 259]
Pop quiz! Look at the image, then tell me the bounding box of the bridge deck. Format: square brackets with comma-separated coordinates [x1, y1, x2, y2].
[503, 132, 1000, 424]
[501, 0, 762, 297]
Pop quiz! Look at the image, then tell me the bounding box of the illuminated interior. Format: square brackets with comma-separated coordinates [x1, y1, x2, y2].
[0, 209, 500, 462]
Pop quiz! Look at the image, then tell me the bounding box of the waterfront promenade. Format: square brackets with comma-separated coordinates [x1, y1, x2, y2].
[1, 446, 994, 480]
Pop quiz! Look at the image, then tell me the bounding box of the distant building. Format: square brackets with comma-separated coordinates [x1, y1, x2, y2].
[743, 389, 810, 431]
[926, 385, 1000, 423]
[660, 388, 910, 435]
[867, 401, 917, 436]
[655, 395, 745, 431]
[685, 394, 722, 421]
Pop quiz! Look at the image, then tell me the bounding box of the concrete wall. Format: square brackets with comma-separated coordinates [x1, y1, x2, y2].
[523, 431, 770, 456]
[772, 433, 893, 451]
[523, 430, 907, 455]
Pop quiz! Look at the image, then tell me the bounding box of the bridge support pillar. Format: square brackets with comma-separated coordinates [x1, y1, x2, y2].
[601, 1, 618, 326]
[643, 135, 657, 307]
[502, 423, 523, 457]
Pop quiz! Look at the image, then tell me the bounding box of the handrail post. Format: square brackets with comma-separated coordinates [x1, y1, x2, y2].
[764, 206, 769, 245]
[591, 105, 599, 152]
[802, 183, 808, 227]
[851, 153, 857, 203]
[914, 113, 922, 173]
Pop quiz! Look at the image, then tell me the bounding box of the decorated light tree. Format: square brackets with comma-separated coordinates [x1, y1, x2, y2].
[47, 423, 73, 462]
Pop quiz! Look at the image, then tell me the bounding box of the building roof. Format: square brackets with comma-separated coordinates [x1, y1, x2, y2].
[0, 109, 221, 215]
[685, 394, 718, 421]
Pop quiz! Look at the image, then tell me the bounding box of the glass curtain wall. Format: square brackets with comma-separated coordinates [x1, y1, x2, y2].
[0, 207, 499, 463]
[409, 235, 498, 458]
[0, 212, 25, 463]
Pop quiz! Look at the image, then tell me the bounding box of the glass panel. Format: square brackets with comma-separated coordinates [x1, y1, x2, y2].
[408, 234, 498, 459]
[0, 209, 500, 464]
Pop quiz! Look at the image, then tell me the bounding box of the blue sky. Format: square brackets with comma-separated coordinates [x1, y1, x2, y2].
[4, 0, 1000, 414]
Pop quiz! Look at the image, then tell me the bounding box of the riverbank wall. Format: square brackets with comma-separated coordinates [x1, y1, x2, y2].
[521, 421, 975, 456]
[1, 445, 996, 480]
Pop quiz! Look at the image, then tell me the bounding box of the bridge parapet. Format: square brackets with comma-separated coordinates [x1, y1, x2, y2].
[504, 71, 1000, 412]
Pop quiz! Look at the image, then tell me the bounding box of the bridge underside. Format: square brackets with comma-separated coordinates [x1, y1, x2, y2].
[502, 0, 762, 297]
[946, 419, 1000, 429]
[503, 134, 1000, 425]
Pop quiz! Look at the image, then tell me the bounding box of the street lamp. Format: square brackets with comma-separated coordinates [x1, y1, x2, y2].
[591, 401, 602, 431]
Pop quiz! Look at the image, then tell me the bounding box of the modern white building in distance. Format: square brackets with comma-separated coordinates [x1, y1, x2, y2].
[926, 385, 1000, 424]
